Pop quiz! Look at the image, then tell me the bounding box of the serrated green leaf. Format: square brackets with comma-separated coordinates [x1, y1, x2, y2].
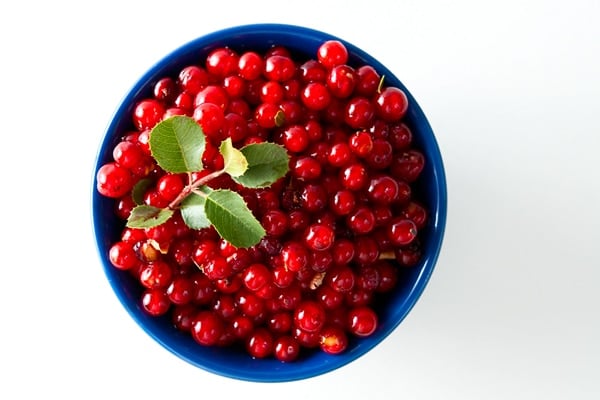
[131, 178, 154, 205]
[126, 205, 174, 228]
[180, 192, 211, 230]
[148, 115, 205, 173]
[219, 137, 248, 177]
[232, 143, 290, 188]
[204, 189, 265, 248]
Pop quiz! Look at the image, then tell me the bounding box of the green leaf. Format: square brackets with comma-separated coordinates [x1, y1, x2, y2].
[233, 143, 290, 188]
[204, 189, 265, 248]
[126, 205, 174, 228]
[219, 138, 248, 177]
[131, 178, 153, 205]
[148, 115, 205, 173]
[180, 192, 211, 230]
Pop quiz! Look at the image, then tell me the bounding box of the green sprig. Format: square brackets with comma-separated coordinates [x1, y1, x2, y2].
[126, 116, 290, 248]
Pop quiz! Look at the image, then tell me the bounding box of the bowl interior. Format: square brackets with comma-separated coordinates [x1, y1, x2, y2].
[92, 23, 447, 382]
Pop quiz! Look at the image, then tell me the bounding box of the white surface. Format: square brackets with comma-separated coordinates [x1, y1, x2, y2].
[1, 0, 598, 398]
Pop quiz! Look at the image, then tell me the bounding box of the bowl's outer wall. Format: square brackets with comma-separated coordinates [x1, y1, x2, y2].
[92, 23, 447, 382]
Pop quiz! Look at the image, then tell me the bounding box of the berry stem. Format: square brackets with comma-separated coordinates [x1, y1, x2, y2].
[377, 75, 386, 93]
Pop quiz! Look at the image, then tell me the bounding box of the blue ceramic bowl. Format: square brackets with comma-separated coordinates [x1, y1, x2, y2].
[92, 23, 447, 382]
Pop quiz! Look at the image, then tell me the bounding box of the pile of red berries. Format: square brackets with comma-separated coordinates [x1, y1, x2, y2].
[97, 39, 427, 362]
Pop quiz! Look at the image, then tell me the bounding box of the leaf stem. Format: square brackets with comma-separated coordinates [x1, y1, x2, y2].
[168, 169, 226, 209]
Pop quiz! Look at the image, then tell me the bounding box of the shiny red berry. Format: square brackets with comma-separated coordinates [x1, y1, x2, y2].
[317, 40, 348, 69]
[96, 162, 133, 198]
[375, 86, 409, 122]
[387, 218, 418, 246]
[133, 99, 164, 130]
[347, 306, 378, 337]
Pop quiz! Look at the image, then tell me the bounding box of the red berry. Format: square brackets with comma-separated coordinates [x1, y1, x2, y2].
[254, 102, 284, 129]
[365, 138, 393, 169]
[367, 175, 400, 204]
[300, 59, 327, 83]
[133, 99, 165, 130]
[174, 91, 194, 110]
[327, 65, 356, 98]
[346, 205, 376, 234]
[325, 265, 355, 293]
[304, 223, 335, 251]
[354, 236, 380, 266]
[139, 260, 173, 289]
[96, 162, 133, 198]
[260, 80, 285, 104]
[348, 131, 374, 157]
[300, 183, 328, 212]
[222, 112, 249, 143]
[177, 65, 209, 95]
[238, 51, 264, 80]
[201, 255, 233, 280]
[268, 311, 293, 334]
[235, 289, 265, 317]
[141, 289, 170, 316]
[340, 163, 368, 191]
[231, 315, 254, 339]
[261, 209, 289, 237]
[344, 96, 374, 129]
[154, 77, 177, 102]
[330, 189, 356, 216]
[391, 150, 426, 182]
[242, 263, 271, 291]
[319, 325, 348, 354]
[292, 156, 322, 180]
[191, 311, 224, 346]
[167, 276, 195, 305]
[394, 240, 423, 267]
[246, 328, 274, 358]
[375, 86, 409, 122]
[206, 47, 239, 78]
[332, 238, 355, 265]
[282, 125, 309, 153]
[172, 304, 196, 332]
[293, 326, 321, 348]
[301, 82, 332, 111]
[194, 85, 229, 110]
[317, 40, 348, 69]
[264, 55, 296, 82]
[387, 218, 418, 246]
[401, 201, 428, 229]
[281, 241, 310, 272]
[347, 306, 378, 337]
[327, 142, 353, 167]
[388, 122, 413, 150]
[192, 102, 225, 139]
[222, 75, 246, 98]
[109, 241, 138, 271]
[274, 335, 301, 362]
[316, 285, 345, 309]
[355, 65, 381, 96]
[294, 300, 326, 333]
[156, 173, 184, 202]
[112, 140, 147, 172]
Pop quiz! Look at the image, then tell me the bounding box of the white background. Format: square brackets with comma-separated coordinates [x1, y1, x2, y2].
[1, 0, 599, 398]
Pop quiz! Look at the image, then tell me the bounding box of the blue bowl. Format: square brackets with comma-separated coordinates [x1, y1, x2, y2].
[92, 23, 447, 382]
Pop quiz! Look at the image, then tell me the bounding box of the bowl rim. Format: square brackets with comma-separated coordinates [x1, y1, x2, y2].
[91, 22, 448, 382]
